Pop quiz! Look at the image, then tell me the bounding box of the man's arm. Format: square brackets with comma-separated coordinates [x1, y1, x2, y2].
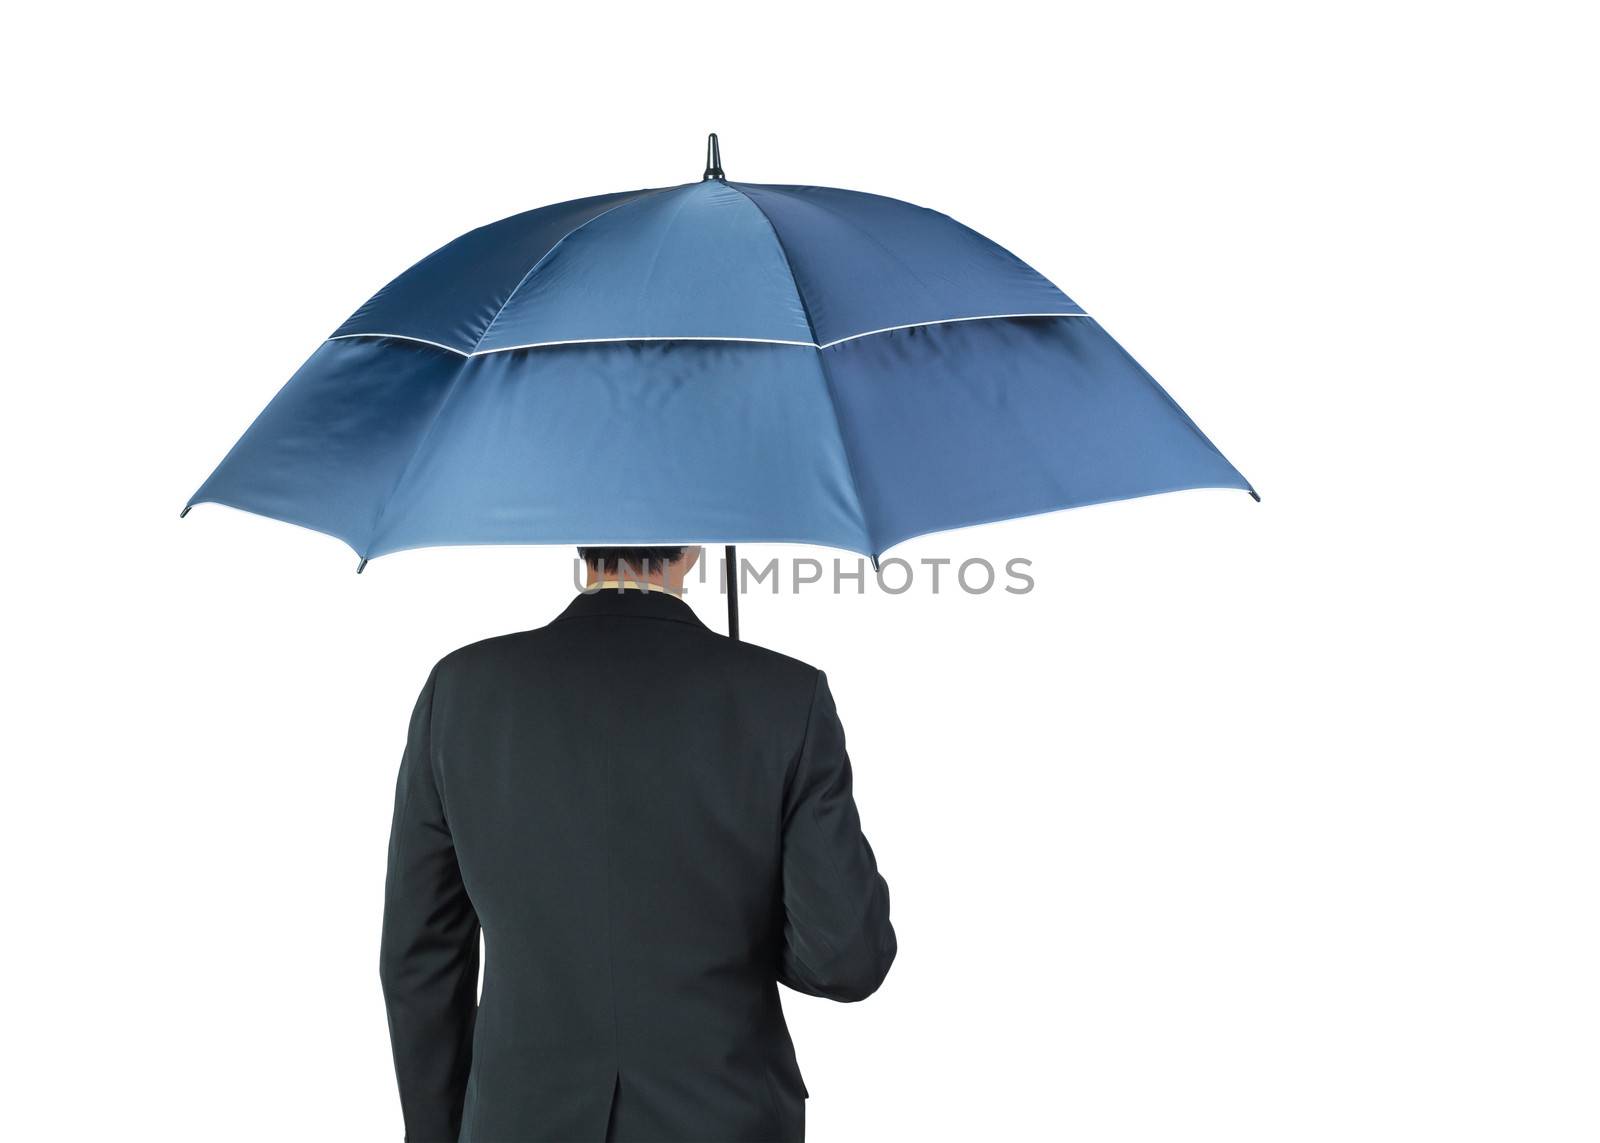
[779, 671, 897, 1002]
[379, 668, 480, 1142]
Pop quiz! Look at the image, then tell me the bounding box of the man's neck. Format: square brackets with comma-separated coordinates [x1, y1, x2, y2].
[585, 573, 684, 597]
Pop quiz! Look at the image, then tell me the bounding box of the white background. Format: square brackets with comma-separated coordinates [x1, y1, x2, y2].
[5, 2, 1596, 1139]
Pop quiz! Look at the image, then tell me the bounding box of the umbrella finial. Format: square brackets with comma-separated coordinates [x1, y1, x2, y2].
[702, 133, 724, 181]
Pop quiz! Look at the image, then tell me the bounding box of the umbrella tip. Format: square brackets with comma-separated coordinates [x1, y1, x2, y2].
[1249, 489, 1261, 503]
[356, 558, 369, 574]
[179, 505, 191, 518]
[702, 133, 724, 181]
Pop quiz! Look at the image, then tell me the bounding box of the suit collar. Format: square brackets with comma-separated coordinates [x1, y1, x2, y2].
[554, 587, 707, 629]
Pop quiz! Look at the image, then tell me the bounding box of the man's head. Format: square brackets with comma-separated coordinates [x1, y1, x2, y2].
[579, 546, 701, 593]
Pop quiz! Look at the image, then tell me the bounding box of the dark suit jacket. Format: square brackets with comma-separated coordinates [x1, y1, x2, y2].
[380, 589, 896, 1142]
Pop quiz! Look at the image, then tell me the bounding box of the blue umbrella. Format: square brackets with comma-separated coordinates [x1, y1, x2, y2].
[187, 135, 1254, 634]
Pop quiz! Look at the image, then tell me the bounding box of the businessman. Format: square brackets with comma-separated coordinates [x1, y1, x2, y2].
[380, 546, 896, 1142]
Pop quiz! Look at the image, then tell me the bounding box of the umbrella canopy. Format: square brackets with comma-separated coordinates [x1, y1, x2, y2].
[188, 136, 1253, 568]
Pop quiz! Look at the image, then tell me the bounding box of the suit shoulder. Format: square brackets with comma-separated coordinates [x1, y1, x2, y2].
[430, 628, 543, 676]
[431, 622, 822, 695]
[697, 631, 822, 690]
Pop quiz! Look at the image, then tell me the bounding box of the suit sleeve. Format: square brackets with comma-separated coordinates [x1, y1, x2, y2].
[778, 671, 897, 1002]
[379, 668, 480, 1142]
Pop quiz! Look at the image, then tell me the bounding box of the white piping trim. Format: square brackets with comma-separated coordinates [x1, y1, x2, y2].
[485, 334, 818, 352]
[816, 312, 1087, 349]
[326, 312, 1090, 358]
[328, 332, 471, 356]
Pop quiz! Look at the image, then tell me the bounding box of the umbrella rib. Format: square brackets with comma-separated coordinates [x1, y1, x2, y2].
[354, 188, 677, 561]
[724, 182, 881, 556]
[469, 186, 676, 354]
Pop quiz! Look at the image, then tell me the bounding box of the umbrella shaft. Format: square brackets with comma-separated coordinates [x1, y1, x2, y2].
[725, 544, 740, 641]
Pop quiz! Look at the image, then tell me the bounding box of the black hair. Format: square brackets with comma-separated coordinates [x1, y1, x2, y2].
[578, 546, 689, 575]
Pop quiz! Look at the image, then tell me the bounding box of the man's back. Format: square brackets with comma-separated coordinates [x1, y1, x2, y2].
[380, 588, 896, 1142]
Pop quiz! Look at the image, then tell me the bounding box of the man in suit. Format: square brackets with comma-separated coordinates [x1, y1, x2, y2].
[380, 545, 896, 1142]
